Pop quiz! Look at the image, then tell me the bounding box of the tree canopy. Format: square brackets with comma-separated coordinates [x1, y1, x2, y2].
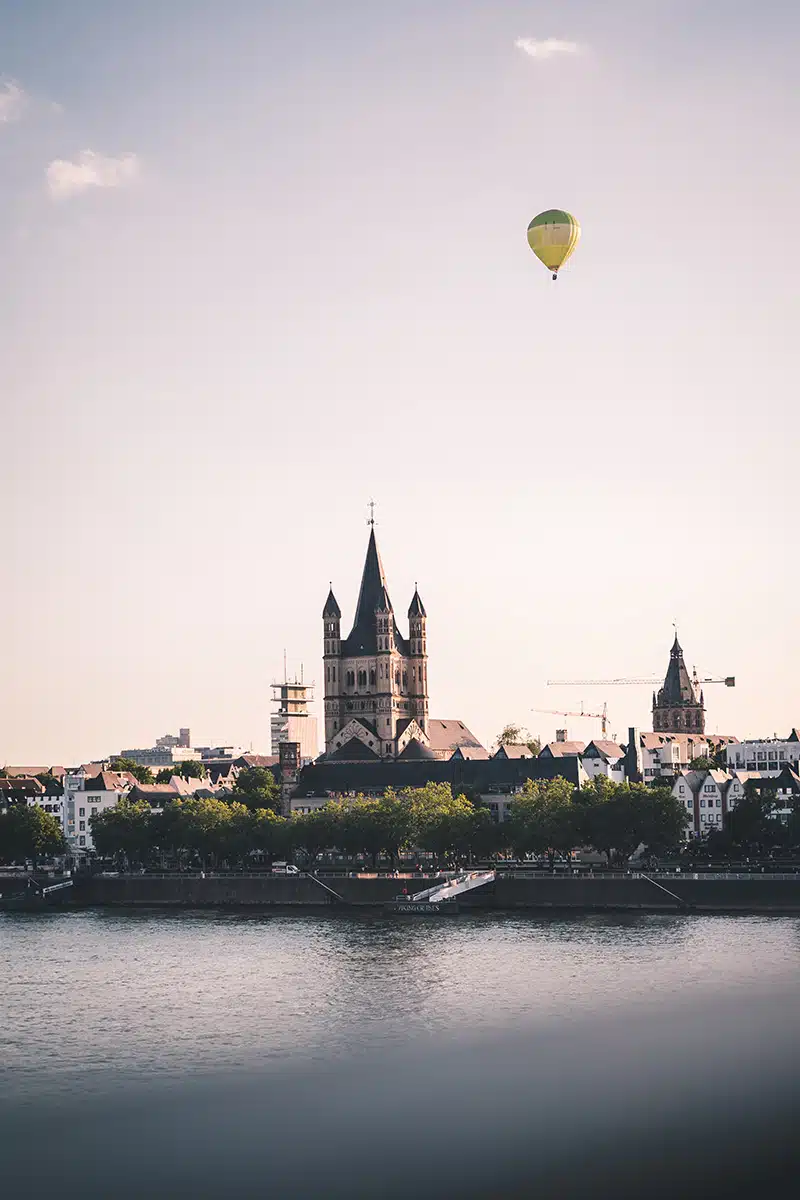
[109, 757, 154, 785]
[231, 766, 280, 813]
[0, 805, 65, 865]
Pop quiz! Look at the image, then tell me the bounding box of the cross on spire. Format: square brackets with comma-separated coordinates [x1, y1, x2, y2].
[367, 499, 377, 527]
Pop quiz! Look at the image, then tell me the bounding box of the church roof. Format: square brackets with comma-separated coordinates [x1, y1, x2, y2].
[323, 587, 341, 619]
[408, 588, 426, 618]
[655, 635, 699, 707]
[341, 528, 409, 655]
[398, 739, 439, 761]
[326, 738, 381, 762]
[427, 719, 485, 754]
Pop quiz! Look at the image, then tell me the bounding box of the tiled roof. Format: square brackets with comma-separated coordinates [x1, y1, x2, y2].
[493, 744, 535, 760]
[427, 719, 485, 753]
[541, 741, 586, 758]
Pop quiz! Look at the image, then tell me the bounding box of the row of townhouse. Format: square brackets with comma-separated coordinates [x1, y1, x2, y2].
[672, 764, 800, 838]
[2, 755, 280, 853]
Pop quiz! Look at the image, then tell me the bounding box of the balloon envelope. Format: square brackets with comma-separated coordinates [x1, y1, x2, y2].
[527, 209, 581, 276]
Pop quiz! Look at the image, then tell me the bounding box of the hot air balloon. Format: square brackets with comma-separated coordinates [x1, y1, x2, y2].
[527, 209, 581, 280]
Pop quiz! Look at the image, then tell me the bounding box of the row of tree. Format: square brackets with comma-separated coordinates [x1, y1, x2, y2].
[0, 805, 65, 866]
[88, 778, 689, 871]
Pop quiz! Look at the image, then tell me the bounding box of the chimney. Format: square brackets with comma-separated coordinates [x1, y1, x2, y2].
[556, 729, 567, 743]
[625, 726, 643, 783]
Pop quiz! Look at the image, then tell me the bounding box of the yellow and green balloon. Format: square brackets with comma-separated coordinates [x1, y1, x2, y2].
[527, 209, 581, 280]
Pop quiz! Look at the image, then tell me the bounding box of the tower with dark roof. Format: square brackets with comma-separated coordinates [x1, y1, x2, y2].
[652, 634, 705, 734]
[322, 527, 428, 758]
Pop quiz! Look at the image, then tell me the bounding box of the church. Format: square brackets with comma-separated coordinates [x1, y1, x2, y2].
[652, 634, 705, 734]
[322, 524, 432, 761]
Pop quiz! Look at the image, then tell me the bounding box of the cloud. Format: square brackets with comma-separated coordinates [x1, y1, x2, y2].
[0, 80, 28, 123]
[46, 150, 140, 199]
[514, 38, 582, 60]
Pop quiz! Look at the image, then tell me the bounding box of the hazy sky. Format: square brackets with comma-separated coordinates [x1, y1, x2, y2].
[2, 0, 798, 764]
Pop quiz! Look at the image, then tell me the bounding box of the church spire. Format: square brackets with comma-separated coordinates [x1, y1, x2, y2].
[352, 526, 393, 627]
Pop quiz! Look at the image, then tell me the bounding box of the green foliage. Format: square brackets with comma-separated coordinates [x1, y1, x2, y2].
[725, 778, 792, 851]
[176, 760, 206, 780]
[0, 805, 65, 864]
[90, 799, 153, 866]
[689, 756, 715, 770]
[109, 757, 154, 785]
[506, 777, 579, 865]
[155, 768, 174, 784]
[577, 779, 688, 865]
[231, 766, 280, 813]
[497, 724, 524, 746]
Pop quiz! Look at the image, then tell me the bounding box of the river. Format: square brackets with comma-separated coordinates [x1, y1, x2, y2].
[3, 909, 799, 1101]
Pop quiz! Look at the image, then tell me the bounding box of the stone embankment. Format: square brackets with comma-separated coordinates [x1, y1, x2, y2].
[76, 872, 800, 913]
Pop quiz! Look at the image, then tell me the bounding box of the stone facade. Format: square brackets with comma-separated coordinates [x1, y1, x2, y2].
[323, 527, 429, 759]
[652, 635, 705, 734]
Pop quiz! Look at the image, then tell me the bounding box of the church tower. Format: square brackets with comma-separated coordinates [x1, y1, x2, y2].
[322, 524, 429, 759]
[652, 634, 705, 734]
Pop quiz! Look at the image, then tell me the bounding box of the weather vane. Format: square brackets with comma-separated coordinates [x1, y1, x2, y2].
[367, 499, 377, 527]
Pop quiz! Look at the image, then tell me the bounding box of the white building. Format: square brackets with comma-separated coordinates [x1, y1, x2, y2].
[68, 771, 134, 853]
[581, 740, 626, 783]
[672, 769, 731, 837]
[726, 731, 800, 776]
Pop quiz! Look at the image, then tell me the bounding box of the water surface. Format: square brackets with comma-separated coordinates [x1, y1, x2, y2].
[3, 910, 799, 1099]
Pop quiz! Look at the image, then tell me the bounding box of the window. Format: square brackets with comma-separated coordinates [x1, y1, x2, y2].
[79, 836, 85, 846]
[686, 800, 693, 809]
[91, 807, 97, 816]
[369, 670, 376, 686]
[79, 821, 85, 831]
[79, 807, 85, 816]
[700, 799, 705, 808]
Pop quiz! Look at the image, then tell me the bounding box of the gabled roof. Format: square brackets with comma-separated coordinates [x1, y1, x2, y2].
[83, 770, 137, 792]
[788, 728, 800, 743]
[427, 719, 485, 753]
[451, 746, 490, 761]
[0, 776, 44, 794]
[327, 738, 381, 762]
[493, 744, 534, 760]
[583, 740, 626, 761]
[540, 741, 586, 758]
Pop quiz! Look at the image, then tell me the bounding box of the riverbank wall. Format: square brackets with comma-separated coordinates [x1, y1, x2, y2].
[74, 873, 800, 913]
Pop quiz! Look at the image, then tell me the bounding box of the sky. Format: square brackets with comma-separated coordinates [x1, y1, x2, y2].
[2, 0, 798, 765]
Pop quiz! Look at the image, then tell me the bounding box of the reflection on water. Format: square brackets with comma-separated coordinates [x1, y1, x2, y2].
[2, 910, 799, 1098]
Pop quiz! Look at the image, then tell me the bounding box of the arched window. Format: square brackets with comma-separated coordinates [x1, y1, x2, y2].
[369, 669, 376, 685]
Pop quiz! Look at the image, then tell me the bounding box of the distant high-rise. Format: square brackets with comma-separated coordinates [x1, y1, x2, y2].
[270, 674, 318, 764]
[652, 635, 705, 734]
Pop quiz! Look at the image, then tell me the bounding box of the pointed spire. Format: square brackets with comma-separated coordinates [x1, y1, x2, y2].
[408, 585, 426, 618]
[323, 584, 341, 619]
[353, 527, 393, 621]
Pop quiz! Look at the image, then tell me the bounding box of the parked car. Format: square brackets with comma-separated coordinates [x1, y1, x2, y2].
[271, 862, 300, 876]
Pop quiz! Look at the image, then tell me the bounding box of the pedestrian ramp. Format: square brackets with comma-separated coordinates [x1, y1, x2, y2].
[410, 870, 495, 904]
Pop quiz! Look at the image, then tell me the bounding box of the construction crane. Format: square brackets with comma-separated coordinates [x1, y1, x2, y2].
[533, 703, 610, 737]
[547, 674, 735, 688]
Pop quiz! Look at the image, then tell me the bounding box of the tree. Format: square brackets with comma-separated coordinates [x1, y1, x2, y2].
[0, 805, 65, 866]
[176, 760, 206, 780]
[506, 777, 579, 866]
[726, 779, 784, 852]
[577, 779, 689, 865]
[497, 724, 524, 746]
[231, 766, 280, 814]
[288, 806, 339, 869]
[689, 756, 715, 770]
[91, 799, 153, 867]
[155, 768, 175, 785]
[110, 757, 154, 785]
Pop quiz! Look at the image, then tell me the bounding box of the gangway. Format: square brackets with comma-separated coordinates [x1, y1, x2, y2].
[386, 870, 496, 913]
[302, 872, 346, 904]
